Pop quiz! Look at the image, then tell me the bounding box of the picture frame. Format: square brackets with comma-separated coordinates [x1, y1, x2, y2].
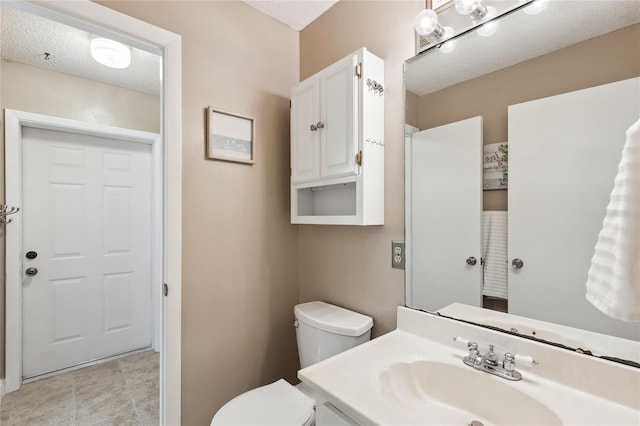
[206, 107, 255, 165]
[427, 0, 455, 13]
[483, 142, 508, 190]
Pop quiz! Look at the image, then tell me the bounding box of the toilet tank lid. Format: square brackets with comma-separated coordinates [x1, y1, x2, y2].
[294, 301, 374, 337]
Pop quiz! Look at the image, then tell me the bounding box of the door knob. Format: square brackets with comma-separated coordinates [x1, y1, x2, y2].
[512, 258, 524, 269]
[316, 121, 325, 129]
[310, 124, 318, 131]
[466, 256, 477, 266]
[25, 267, 38, 276]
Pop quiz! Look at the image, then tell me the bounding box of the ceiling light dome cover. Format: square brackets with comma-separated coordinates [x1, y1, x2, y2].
[90, 38, 131, 69]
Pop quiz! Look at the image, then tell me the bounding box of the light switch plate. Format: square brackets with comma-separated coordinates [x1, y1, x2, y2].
[392, 241, 405, 269]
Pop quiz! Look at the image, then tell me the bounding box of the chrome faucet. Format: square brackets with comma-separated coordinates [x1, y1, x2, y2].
[454, 337, 537, 381]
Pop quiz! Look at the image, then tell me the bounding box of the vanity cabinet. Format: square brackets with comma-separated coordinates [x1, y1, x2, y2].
[316, 396, 361, 426]
[291, 47, 384, 225]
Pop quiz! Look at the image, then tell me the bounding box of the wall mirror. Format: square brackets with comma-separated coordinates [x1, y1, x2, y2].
[404, 0, 639, 364]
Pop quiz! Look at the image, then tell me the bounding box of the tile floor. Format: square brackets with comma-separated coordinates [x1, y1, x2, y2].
[0, 350, 159, 426]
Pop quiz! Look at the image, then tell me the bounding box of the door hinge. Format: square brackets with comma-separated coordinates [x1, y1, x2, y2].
[163, 283, 168, 297]
[355, 62, 362, 78]
[355, 150, 363, 166]
[289, 100, 292, 108]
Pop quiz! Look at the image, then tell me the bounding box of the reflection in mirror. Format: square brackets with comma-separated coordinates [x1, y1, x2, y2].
[404, 0, 639, 363]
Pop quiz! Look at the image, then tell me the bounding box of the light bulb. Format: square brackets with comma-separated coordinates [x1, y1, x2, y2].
[475, 6, 499, 37]
[415, 9, 442, 37]
[90, 38, 131, 69]
[455, 0, 487, 19]
[439, 27, 457, 53]
[522, 0, 550, 15]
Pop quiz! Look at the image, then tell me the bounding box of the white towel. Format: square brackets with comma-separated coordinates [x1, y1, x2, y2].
[482, 211, 508, 299]
[585, 118, 640, 321]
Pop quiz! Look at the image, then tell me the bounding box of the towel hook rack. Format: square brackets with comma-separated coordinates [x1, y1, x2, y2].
[0, 204, 20, 224]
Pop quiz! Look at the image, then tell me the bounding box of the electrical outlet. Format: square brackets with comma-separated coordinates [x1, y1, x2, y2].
[391, 241, 405, 269]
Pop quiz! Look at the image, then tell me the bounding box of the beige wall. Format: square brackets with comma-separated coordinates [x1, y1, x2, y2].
[96, 1, 300, 424]
[417, 24, 640, 211]
[298, 1, 423, 336]
[1, 59, 161, 132]
[0, 59, 161, 377]
[405, 90, 419, 129]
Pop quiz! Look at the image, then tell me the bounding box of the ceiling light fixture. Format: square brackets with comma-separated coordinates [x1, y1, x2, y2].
[90, 38, 131, 69]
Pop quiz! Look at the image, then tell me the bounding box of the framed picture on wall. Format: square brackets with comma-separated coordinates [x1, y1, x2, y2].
[483, 142, 508, 190]
[206, 107, 255, 164]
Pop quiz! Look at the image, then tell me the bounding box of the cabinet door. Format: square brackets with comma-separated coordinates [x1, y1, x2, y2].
[291, 78, 320, 183]
[319, 54, 358, 179]
[317, 402, 360, 426]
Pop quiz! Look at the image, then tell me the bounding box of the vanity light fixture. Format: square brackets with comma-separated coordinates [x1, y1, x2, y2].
[438, 27, 458, 53]
[414, 8, 446, 40]
[455, 0, 488, 21]
[90, 37, 131, 69]
[475, 6, 500, 37]
[521, 0, 550, 15]
[415, 4, 456, 50]
[455, 0, 499, 37]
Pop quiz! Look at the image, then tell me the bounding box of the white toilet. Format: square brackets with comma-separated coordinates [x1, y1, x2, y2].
[211, 301, 374, 426]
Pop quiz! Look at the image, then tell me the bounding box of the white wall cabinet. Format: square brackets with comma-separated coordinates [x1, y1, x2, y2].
[291, 47, 384, 225]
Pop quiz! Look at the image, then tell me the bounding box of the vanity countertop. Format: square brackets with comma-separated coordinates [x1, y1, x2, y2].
[298, 307, 640, 426]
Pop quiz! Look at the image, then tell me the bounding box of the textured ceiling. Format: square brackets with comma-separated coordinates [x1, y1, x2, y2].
[241, 0, 338, 30]
[406, 0, 640, 96]
[1, 1, 335, 94]
[1, 6, 161, 96]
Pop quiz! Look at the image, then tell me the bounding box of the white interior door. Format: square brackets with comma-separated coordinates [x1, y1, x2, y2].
[508, 77, 640, 340]
[22, 126, 153, 378]
[408, 116, 483, 311]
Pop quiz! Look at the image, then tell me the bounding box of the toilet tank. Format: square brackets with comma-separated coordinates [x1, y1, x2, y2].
[294, 301, 374, 368]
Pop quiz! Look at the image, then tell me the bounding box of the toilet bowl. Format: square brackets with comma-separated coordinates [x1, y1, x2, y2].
[211, 379, 315, 426]
[211, 301, 374, 426]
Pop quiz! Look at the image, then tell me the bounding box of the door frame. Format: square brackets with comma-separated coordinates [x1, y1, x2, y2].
[7, 109, 161, 378]
[2, 1, 182, 424]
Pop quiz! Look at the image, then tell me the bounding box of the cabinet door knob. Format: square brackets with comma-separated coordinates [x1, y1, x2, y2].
[310, 124, 318, 131]
[466, 256, 477, 266]
[316, 121, 325, 129]
[512, 258, 524, 269]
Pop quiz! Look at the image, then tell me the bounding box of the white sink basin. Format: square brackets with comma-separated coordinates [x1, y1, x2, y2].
[380, 360, 563, 426]
[299, 308, 640, 426]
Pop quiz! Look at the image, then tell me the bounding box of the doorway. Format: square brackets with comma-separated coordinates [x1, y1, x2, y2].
[21, 122, 157, 379]
[2, 1, 182, 423]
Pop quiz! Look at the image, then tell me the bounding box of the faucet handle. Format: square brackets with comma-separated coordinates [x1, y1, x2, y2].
[503, 352, 516, 371]
[453, 336, 480, 359]
[514, 353, 539, 367]
[453, 336, 470, 347]
[468, 341, 480, 358]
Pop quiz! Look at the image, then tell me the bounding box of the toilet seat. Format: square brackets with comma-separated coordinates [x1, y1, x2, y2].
[211, 379, 315, 426]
